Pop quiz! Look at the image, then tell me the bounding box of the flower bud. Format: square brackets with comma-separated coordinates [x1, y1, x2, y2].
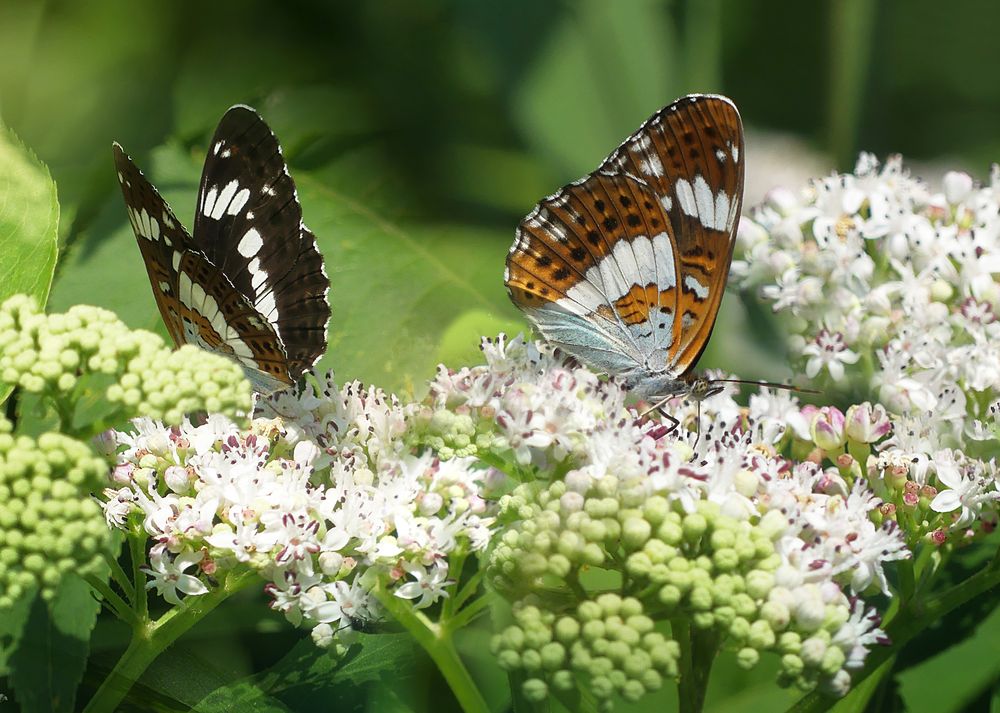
[521, 678, 547, 702]
[943, 170, 973, 204]
[809, 407, 846, 451]
[418, 492, 444, 516]
[737, 647, 760, 669]
[164, 465, 190, 493]
[845, 402, 891, 443]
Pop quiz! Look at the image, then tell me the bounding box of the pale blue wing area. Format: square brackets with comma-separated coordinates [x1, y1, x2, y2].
[244, 366, 293, 394]
[524, 304, 647, 375]
[524, 303, 690, 401]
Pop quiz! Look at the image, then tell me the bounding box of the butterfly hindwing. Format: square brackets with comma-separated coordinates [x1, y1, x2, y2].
[506, 172, 678, 372]
[505, 94, 744, 394]
[114, 143, 294, 392]
[113, 142, 200, 347]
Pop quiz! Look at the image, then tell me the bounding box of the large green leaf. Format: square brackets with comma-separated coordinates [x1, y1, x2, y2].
[6, 577, 101, 713]
[49, 142, 522, 396]
[0, 123, 58, 306]
[193, 635, 419, 713]
[0, 1, 177, 243]
[0, 581, 36, 675]
[897, 603, 1000, 712]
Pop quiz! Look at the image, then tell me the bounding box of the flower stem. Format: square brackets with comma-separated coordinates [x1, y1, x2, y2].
[448, 591, 493, 631]
[374, 581, 490, 713]
[827, 0, 876, 169]
[82, 569, 257, 713]
[127, 525, 149, 621]
[673, 618, 718, 713]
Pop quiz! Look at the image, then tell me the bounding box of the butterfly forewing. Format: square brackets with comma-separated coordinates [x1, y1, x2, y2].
[194, 106, 330, 377]
[505, 94, 744, 396]
[602, 95, 744, 372]
[266, 226, 332, 377]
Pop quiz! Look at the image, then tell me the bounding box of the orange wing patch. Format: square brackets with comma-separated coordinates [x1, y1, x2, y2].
[506, 257, 566, 308]
[605, 283, 678, 326]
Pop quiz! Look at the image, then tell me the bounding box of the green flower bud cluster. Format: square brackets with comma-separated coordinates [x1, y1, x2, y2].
[488, 474, 856, 704]
[0, 417, 111, 609]
[410, 405, 503, 460]
[492, 596, 678, 710]
[108, 344, 251, 424]
[0, 295, 251, 426]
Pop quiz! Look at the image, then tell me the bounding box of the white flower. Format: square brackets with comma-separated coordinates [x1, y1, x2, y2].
[943, 171, 974, 204]
[142, 547, 208, 605]
[394, 560, 452, 609]
[802, 330, 860, 381]
[101, 487, 134, 528]
[929, 450, 1000, 527]
[832, 599, 888, 670]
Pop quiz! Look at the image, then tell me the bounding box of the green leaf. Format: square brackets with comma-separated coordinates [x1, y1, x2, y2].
[51, 143, 520, 395]
[0, 2, 177, 243]
[0, 123, 58, 306]
[47, 143, 181, 338]
[0, 122, 58, 408]
[897, 603, 1000, 712]
[436, 309, 527, 371]
[193, 634, 419, 712]
[303, 190, 520, 394]
[0, 582, 36, 674]
[702, 651, 800, 713]
[6, 577, 100, 713]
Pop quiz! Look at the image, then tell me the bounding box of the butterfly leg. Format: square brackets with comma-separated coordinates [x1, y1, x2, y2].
[639, 396, 681, 436]
[692, 398, 702, 449]
[644, 396, 701, 448]
[658, 407, 680, 435]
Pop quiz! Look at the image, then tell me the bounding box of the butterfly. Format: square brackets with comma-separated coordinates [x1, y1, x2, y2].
[505, 94, 745, 419]
[113, 105, 331, 394]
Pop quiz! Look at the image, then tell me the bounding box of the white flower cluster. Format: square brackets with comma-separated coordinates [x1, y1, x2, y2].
[734, 153, 1000, 443]
[101, 376, 496, 643]
[98, 331, 915, 693]
[430, 336, 904, 694]
[733, 153, 1000, 538]
[868, 414, 1000, 538]
[427, 335, 629, 466]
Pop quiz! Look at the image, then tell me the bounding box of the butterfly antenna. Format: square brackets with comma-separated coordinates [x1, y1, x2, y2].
[708, 377, 820, 395]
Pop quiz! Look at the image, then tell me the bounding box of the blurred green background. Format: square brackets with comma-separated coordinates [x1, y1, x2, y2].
[4, 1, 1000, 711]
[6, 0, 1000, 396]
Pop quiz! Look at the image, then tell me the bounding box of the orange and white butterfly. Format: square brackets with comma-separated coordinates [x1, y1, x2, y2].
[505, 94, 744, 412]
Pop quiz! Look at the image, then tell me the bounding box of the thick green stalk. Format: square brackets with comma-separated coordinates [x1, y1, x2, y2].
[673, 618, 719, 713]
[374, 581, 490, 713]
[82, 569, 257, 713]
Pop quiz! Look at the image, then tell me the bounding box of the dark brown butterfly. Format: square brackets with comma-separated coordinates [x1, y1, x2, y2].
[114, 106, 330, 393]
